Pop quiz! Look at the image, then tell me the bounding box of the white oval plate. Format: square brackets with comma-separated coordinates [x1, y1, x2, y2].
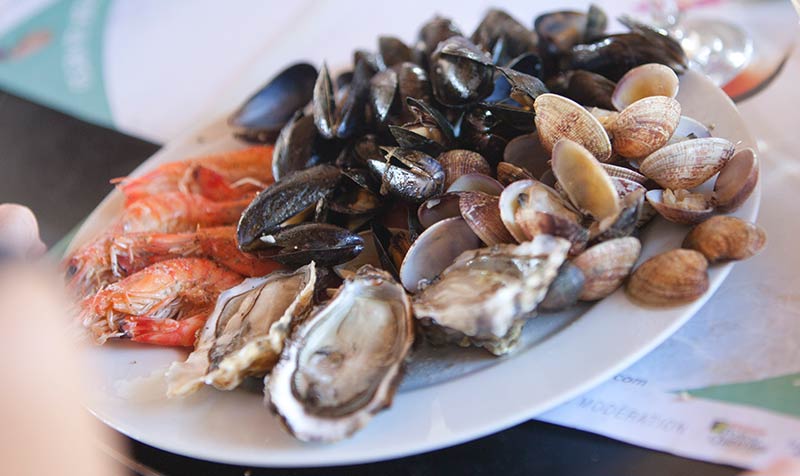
[70, 70, 759, 467]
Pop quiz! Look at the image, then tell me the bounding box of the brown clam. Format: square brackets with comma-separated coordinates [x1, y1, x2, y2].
[645, 189, 714, 225]
[459, 191, 514, 246]
[591, 187, 645, 241]
[588, 107, 619, 132]
[713, 148, 758, 212]
[610, 96, 681, 160]
[503, 132, 551, 179]
[496, 162, 534, 185]
[417, 193, 462, 228]
[601, 163, 647, 184]
[626, 249, 709, 306]
[533, 93, 612, 162]
[514, 207, 589, 255]
[551, 138, 621, 224]
[499, 179, 581, 243]
[639, 137, 735, 190]
[447, 173, 504, 195]
[611, 63, 680, 111]
[682, 216, 766, 263]
[399, 217, 482, 292]
[437, 149, 491, 188]
[573, 237, 641, 301]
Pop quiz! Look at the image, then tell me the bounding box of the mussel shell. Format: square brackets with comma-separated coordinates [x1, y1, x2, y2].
[404, 97, 456, 146]
[471, 9, 537, 65]
[539, 262, 585, 312]
[262, 223, 364, 267]
[313, 60, 373, 139]
[534, 11, 587, 56]
[388, 125, 444, 156]
[378, 36, 413, 70]
[430, 36, 495, 106]
[397, 63, 433, 120]
[272, 112, 322, 181]
[496, 67, 549, 108]
[229, 63, 318, 143]
[567, 30, 688, 82]
[559, 69, 616, 110]
[237, 164, 341, 251]
[368, 147, 445, 203]
[369, 69, 399, 124]
[418, 15, 463, 58]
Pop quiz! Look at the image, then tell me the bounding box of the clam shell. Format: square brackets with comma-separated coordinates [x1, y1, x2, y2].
[499, 179, 581, 243]
[645, 189, 714, 225]
[437, 149, 491, 188]
[639, 137, 735, 190]
[588, 107, 619, 132]
[551, 138, 621, 222]
[459, 191, 515, 246]
[446, 172, 504, 195]
[713, 148, 758, 213]
[496, 161, 534, 185]
[399, 217, 482, 292]
[417, 193, 462, 228]
[667, 115, 712, 145]
[503, 132, 551, 178]
[611, 63, 680, 111]
[591, 187, 644, 241]
[610, 96, 681, 160]
[601, 163, 647, 184]
[626, 249, 709, 306]
[514, 208, 588, 255]
[682, 216, 766, 263]
[573, 237, 641, 301]
[533, 93, 612, 162]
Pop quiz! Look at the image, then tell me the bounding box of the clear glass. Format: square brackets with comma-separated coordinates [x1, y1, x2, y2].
[649, 0, 754, 86]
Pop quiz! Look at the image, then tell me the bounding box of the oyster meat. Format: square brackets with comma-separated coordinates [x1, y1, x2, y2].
[413, 235, 570, 355]
[166, 263, 316, 397]
[268, 265, 413, 442]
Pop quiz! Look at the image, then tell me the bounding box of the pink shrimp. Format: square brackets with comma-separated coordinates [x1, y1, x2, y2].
[81, 258, 243, 347]
[65, 227, 283, 298]
[114, 192, 251, 234]
[114, 146, 274, 204]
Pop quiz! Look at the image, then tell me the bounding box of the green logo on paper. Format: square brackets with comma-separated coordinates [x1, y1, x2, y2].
[0, 0, 113, 128]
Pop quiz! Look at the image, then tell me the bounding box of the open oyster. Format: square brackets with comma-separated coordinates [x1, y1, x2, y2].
[166, 263, 316, 397]
[413, 235, 570, 355]
[268, 265, 413, 442]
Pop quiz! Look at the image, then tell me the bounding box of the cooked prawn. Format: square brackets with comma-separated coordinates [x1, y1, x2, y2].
[65, 227, 283, 298]
[81, 258, 242, 346]
[115, 192, 251, 234]
[115, 146, 273, 204]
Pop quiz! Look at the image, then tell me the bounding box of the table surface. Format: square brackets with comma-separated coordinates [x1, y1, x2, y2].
[0, 90, 742, 476]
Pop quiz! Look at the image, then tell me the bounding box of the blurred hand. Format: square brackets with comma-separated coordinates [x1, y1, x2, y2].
[0, 204, 121, 475]
[741, 459, 800, 476]
[0, 204, 46, 258]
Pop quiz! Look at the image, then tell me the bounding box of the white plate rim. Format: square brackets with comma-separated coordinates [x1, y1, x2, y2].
[72, 70, 760, 467]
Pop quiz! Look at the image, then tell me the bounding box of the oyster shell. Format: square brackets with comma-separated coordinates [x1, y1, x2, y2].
[413, 235, 570, 355]
[268, 266, 413, 443]
[166, 264, 317, 398]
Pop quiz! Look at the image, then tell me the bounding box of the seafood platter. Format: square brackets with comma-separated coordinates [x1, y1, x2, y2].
[65, 6, 765, 465]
